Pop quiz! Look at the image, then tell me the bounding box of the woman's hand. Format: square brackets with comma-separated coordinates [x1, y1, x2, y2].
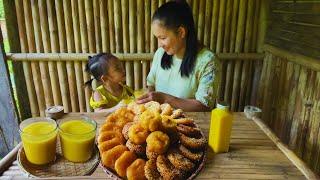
[136, 91, 168, 104]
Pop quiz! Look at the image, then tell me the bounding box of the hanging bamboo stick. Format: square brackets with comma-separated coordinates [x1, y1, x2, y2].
[231, 0, 247, 111]
[71, 0, 85, 112]
[197, 0, 205, 42]
[93, 0, 102, 52]
[210, 0, 219, 51]
[107, 0, 115, 53]
[203, 0, 212, 46]
[145, 0, 150, 53]
[100, 0, 110, 52]
[114, 0, 122, 53]
[55, 0, 70, 112]
[79, 0, 91, 112]
[15, 0, 39, 117]
[138, 0, 145, 89]
[150, 0, 158, 53]
[64, 0, 79, 112]
[47, 0, 62, 106]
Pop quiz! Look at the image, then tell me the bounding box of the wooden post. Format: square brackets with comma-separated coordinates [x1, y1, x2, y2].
[3, 0, 31, 119]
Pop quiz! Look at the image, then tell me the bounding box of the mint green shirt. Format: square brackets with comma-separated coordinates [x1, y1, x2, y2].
[147, 47, 217, 108]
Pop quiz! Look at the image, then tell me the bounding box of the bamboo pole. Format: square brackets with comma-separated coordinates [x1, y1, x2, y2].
[47, 0, 62, 106]
[79, 0, 91, 112]
[85, 0, 96, 53]
[100, 0, 110, 52]
[239, 0, 254, 111]
[197, 0, 205, 42]
[203, 0, 212, 46]
[257, 0, 269, 53]
[210, 0, 220, 51]
[150, 0, 158, 53]
[93, 0, 101, 52]
[129, 0, 136, 53]
[107, 0, 115, 53]
[114, 0, 122, 53]
[137, 0, 144, 89]
[145, 0, 151, 53]
[216, 0, 226, 53]
[192, 0, 199, 29]
[16, 0, 39, 117]
[231, 0, 247, 111]
[55, 0, 70, 112]
[223, 0, 233, 53]
[71, 0, 85, 112]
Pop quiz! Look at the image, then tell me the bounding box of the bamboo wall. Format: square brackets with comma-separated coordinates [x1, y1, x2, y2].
[6, 0, 264, 117]
[257, 44, 320, 174]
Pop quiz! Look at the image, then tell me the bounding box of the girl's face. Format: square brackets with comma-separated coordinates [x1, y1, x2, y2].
[151, 20, 186, 56]
[102, 58, 126, 84]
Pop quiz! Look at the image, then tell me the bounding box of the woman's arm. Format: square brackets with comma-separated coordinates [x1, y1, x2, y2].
[136, 91, 211, 112]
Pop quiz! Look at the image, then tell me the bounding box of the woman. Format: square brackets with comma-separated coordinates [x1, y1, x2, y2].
[137, 1, 217, 112]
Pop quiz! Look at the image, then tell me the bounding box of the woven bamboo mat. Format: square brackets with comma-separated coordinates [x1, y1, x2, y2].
[17, 141, 100, 178]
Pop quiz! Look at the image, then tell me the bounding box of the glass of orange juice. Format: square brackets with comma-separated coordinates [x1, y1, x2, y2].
[20, 117, 58, 165]
[58, 117, 97, 163]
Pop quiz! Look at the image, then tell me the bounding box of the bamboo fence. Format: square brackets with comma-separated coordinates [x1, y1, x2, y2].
[6, 0, 263, 115]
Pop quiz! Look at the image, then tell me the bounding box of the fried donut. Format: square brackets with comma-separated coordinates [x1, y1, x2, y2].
[179, 132, 206, 150]
[145, 159, 162, 180]
[144, 101, 161, 113]
[122, 122, 136, 140]
[156, 155, 183, 180]
[167, 149, 195, 172]
[127, 159, 147, 180]
[177, 124, 201, 136]
[140, 110, 162, 132]
[178, 144, 203, 162]
[146, 146, 159, 160]
[105, 114, 130, 128]
[98, 137, 123, 153]
[101, 145, 128, 169]
[170, 109, 184, 119]
[98, 131, 124, 144]
[160, 103, 173, 116]
[114, 107, 135, 120]
[115, 151, 137, 177]
[99, 123, 122, 134]
[126, 140, 146, 157]
[173, 118, 194, 126]
[128, 102, 146, 115]
[161, 115, 177, 133]
[128, 123, 149, 145]
[146, 131, 170, 154]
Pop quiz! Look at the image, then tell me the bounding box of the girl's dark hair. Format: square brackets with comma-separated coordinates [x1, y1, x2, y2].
[152, 1, 198, 77]
[84, 53, 116, 88]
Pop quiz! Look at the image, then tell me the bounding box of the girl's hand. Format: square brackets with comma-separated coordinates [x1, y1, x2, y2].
[136, 91, 167, 104]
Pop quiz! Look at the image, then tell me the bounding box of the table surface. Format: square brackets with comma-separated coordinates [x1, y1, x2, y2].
[0, 112, 314, 179]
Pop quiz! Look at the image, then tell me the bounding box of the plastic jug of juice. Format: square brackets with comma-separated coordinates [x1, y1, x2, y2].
[209, 102, 233, 153]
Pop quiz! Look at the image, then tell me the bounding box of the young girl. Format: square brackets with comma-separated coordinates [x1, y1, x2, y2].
[85, 53, 134, 112]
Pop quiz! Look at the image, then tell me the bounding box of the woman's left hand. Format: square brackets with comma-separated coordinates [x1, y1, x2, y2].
[136, 91, 167, 104]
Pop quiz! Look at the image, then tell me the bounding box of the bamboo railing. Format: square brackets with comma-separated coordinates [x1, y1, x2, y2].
[6, 0, 263, 117]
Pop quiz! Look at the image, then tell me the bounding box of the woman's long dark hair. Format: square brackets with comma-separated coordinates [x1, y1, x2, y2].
[152, 1, 198, 77]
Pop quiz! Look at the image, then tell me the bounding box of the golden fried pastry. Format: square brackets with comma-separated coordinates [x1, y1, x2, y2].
[98, 137, 123, 153]
[177, 124, 201, 136]
[146, 146, 159, 160]
[99, 123, 122, 134]
[127, 159, 147, 180]
[179, 132, 206, 150]
[128, 123, 149, 145]
[101, 145, 128, 169]
[145, 159, 162, 180]
[105, 114, 129, 128]
[140, 110, 162, 132]
[178, 144, 203, 162]
[173, 118, 194, 126]
[145, 101, 161, 113]
[122, 122, 136, 140]
[167, 149, 195, 172]
[126, 140, 146, 157]
[115, 107, 135, 120]
[115, 151, 137, 177]
[98, 131, 124, 144]
[160, 103, 173, 116]
[146, 131, 170, 154]
[128, 102, 146, 115]
[170, 109, 183, 119]
[156, 155, 183, 180]
[161, 115, 177, 133]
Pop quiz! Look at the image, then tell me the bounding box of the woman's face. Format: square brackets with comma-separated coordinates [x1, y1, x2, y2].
[102, 58, 126, 84]
[151, 20, 186, 56]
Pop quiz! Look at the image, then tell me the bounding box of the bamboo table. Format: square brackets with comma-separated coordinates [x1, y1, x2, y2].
[0, 112, 318, 179]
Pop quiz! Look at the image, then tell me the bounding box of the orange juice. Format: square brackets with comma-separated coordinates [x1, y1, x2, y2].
[59, 118, 97, 162]
[209, 103, 233, 153]
[20, 118, 57, 165]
